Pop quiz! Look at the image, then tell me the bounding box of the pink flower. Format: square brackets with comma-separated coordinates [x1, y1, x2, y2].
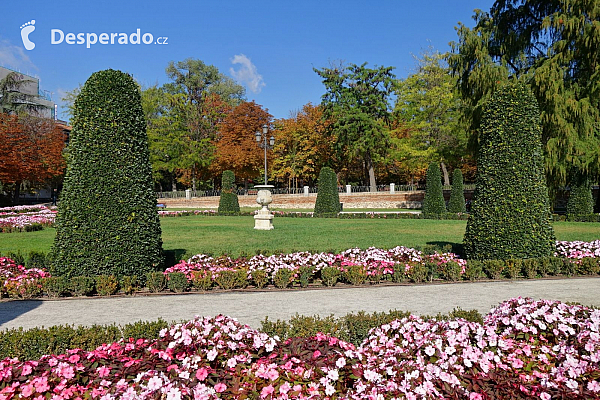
[96, 366, 111, 378]
[214, 383, 226, 393]
[20, 384, 33, 397]
[195, 368, 208, 381]
[260, 385, 274, 399]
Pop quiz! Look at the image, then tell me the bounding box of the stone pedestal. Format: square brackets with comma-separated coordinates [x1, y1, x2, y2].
[254, 185, 274, 230]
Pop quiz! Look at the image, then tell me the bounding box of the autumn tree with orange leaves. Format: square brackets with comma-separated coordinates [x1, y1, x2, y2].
[272, 103, 335, 188]
[0, 114, 66, 202]
[213, 101, 272, 188]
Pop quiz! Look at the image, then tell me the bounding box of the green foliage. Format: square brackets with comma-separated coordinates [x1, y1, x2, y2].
[218, 170, 240, 213]
[41, 276, 69, 298]
[463, 82, 555, 260]
[95, 275, 119, 296]
[464, 260, 483, 281]
[121, 275, 140, 295]
[215, 270, 238, 290]
[51, 69, 164, 278]
[522, 258, 538, 279]
[344, 265, 367, 285]
[190, 271, 212, 291]
[146, 272, 166, 293]
[483, 260, 504, 280]
[167, 272, 190, 293]
[273, 268, 294, 289]
[567, 179, 594, 218]
[448, 169, 466, 213]
[235, 269, 249, 289]
[314, 167, 340, 214]
[69, 276, 95, 296]
[26, 251, 46, 269]
[297, 266, 312, 288]
[422, 162, 446, 215]
[320, 266, 340, 287]
[440, 261, 462, 282]
[408, 264, 428, 283]
[0, 319, 171, 360]
[504, 259, 522, 279]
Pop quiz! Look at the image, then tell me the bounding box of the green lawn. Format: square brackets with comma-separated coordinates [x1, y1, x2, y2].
[1, 217, 598, 261]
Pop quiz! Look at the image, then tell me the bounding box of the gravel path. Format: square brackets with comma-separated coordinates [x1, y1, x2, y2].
[1, 277, 599, 330]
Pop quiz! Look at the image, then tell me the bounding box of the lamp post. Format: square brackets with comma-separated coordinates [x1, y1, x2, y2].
[255, 124, 274, 185]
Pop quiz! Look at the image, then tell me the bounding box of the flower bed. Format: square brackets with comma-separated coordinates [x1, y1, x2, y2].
[0, 206, 56, 233]
[0, 257, 49, 298]
[0, 298, 598, 399]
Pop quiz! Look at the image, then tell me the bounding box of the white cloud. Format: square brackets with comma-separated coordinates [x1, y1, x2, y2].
[229, 54, 265, 94]
[0, 39, 36, 71]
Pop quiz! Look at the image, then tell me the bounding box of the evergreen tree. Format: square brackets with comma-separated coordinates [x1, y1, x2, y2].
[51, 69, 163, 278]
[567, 178, 594, 217]
[463, 82, 555, 260]
[314, 167, 340, 214]
[218, 170, 240, 213]
[448, 168, 466, 213]
[422, 162, 446, 215]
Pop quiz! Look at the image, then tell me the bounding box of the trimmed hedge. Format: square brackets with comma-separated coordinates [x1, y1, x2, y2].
[51, 69, 164, 278]
[314, 167, 340, 214]
[464, 82, 555, 260]
[217, 170, 240, 213]
[448, 168, 466, 213]
[422, 162, 446, 215]
[567, 178, 594, 217]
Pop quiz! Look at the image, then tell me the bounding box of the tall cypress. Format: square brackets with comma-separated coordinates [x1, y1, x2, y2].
[567, 178, 594, 217]
[314, 167, 340, 214]
[464, 82, 555, 260]
[448, 168, 466, 213]
[218, 170, 240, 213]
[51, 69, 163, 278]
[422, 162, 446, 215]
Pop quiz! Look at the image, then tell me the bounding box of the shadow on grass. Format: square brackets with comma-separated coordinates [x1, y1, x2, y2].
[426, 241, 464, 256]
[0, 300, 42, 327]
[164, 249, 188, 268]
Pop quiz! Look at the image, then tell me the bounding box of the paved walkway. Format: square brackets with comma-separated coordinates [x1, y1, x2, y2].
[1, 277, 599, 330]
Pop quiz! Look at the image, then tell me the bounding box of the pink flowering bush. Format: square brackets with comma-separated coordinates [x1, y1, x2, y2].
[0, 298, 599, 399]
[0, 257, 49, 299]
[0, 206, 56, 232]
[556, 240, 600, 260]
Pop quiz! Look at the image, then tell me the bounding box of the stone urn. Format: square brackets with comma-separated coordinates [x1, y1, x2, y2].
[254, 185, 274, 230]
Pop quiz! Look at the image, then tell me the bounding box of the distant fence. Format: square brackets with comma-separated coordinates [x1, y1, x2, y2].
[155, 183, 478, 199]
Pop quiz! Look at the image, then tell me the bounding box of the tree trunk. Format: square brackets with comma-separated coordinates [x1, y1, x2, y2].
[441, 162, 450, 186]
[365, 154, 377, 192]
[171, 178, 177, 192]
[12, 181, 21, 204]
[192, 164, 197, 193]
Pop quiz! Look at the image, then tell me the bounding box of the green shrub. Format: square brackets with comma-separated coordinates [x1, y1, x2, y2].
[215, 270, 238, 290]
[504, 259, 522, 279]
[42, 276, 69, 298]
[5, 279, 42, 299]
[5, 251, 24, 267]
[448, 168, 466, 213]
[344, 265, 367, 285]
[578, 257, 599, 275]
[297, 266, 312, 288]
[146, 272, 166, 293]
[95, 275, 119, 296]
[273, 268, 294, 289]
[408, 264, 428, 283]
[235, 269, 249, 289]
[463, 82, 555, 260]
[320, 266, 340, 287]
[537, 257, 552, 277]
[217, 170, 240, 213]
[167, 272, 190, 293]
[547, 257, 564, 275]
[26, 251, 46, 269]
[483, 260, 504, 280]
[120, 275, 140, 295]
[24, 223, 43, 232]
[422, 162, 446, 215]
[314, 167, 340, 214]
[567, 178, 594, 218]
[69, 276, 95, 296]
[392, 268, 406, 283]
[522, 259, 539, 279]
[51, 69, 164, 279]
[190, 271, 212, 291]
[464, 260, 483, 281]
[252, 270, 268, 288]
[562, 259, 577, 276]
[441, 261, 462, 282]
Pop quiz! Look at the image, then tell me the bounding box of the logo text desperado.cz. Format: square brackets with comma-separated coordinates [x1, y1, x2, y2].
[51, 29, 167, 48]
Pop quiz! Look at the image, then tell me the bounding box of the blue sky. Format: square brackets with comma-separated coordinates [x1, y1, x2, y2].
[1, 0, 495, 121]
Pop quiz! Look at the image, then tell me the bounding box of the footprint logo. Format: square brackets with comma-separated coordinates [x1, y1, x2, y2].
[20, 20, 36, 50]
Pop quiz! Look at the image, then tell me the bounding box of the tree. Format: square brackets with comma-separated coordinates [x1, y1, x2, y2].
[422, 162, 446, 215]
[218, 170, 240, 213]
[449, 1, 600, 189]
[314, 62, 395, 191]
[51, 69, 163, 278]
[566, 178, 594, 218]
[314, 167, 340, 214]
[0, 72, 46, 115]
[0, 114, 66, 202]
[60, 84, 82, 121]
[448, 168, 466, 213]
[272, 103, 334, 188]
[393, 50, 467, 185]
[463, 82, 555, 260]
[164, 58, 245, 191]
[213, 101, 272, 187]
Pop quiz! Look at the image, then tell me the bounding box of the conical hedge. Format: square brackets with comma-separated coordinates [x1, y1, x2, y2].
[448, 168, 466, 213]
[218, 170, 240, 213]
[422, 162, 446, 215]
[463, 82, 555, 260]
[314, 167, 340, 214]
[51, 69, 163, 278]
